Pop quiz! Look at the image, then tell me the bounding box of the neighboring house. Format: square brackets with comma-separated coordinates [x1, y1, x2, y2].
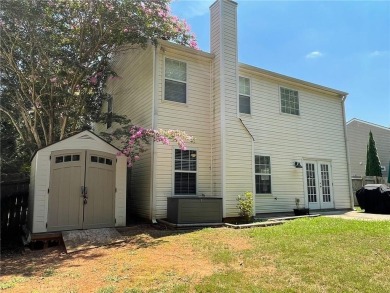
[99, 0, 353, 221]
[346, 118, 390, 179]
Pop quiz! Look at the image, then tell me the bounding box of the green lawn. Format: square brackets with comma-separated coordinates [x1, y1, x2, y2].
[188, 217, 390, 293]
[1, 217, 389, 293]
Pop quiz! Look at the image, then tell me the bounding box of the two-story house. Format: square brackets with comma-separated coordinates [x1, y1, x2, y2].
[102, 0, 353, 222]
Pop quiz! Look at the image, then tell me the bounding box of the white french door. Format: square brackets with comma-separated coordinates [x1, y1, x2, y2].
[304, 161, 334, 210]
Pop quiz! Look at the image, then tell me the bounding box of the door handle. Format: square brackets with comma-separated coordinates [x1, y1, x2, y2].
[81, 186, 88, 197]
[82, 186, 88, 204]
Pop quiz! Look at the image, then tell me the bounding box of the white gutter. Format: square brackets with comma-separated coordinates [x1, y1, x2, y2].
[341, 95, 354, 209]
[150, 45, 158, 223]
[240, 63, 348, 97]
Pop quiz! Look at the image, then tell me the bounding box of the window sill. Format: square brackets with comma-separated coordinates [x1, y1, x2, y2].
[162, 99, 189, 107]
[255, 193, 273, 197]
[279, 112, 301, 118]
[239, 113, 252, 118]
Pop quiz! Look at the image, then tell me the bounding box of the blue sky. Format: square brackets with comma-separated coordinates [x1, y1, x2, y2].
[171, 0, 390, 127]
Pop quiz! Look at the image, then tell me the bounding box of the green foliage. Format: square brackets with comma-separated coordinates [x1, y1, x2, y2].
[0, 0, 197, 168]
[43, 267, 56, 277]
[96, 286, 116, 293]
[105, 275, 127, 283]
[236, 191, 254, 222]
[0, 118, 30, 175]
[0, 277, 27, 289]
[365, 131, 382, 176]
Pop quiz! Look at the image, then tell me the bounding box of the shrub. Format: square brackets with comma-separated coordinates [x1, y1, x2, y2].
[237, 191, 254, 223]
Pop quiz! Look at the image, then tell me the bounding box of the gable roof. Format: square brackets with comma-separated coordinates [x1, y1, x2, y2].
[159, 40, 348, 98]
[347, 118, 390, 132]
[31, 130, 120, 161]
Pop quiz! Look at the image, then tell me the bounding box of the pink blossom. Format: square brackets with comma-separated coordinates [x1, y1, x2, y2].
[116, 126, 194, 167]
[50, 77, 57, 83]
[89, 76, 98, 85]
[189, 39, 199, 50]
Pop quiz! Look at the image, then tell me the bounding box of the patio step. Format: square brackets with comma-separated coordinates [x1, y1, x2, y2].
[225, 220, 286, 229]
[255, 214, 321, 222]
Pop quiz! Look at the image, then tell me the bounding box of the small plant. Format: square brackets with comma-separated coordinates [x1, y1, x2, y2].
[97, 286, 116, 293]
[0, 277, 27, 289]
[105, 275, 127, 283]
[237, 191, 254, 223]
[295, 197, 301, 209]
[43, 267, 55, 277]
[293, 197, 309, 215]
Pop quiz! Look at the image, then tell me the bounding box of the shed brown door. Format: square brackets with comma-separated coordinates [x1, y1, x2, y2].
[48, 150, 116, 232]
[83, 151, 116, 229]
[48, 150, 85, 231]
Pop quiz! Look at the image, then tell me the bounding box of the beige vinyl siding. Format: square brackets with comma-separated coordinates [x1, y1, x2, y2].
[239, 69, 351, 212]
[210, 2, 222, 197]
[102, 46, 154, 219]
[153, 47, 213, 219]
[29, 132, 127, 233]
[347, 120, 390, 179]
[211, 0, 253, 217]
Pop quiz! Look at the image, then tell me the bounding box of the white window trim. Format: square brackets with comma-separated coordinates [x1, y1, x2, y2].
[163, 57, 188, 105]
[171, 147, 198, 196]
[239, 76, 252, 116]
[254, 154, 272, 195]
[279, 86, 300, 117]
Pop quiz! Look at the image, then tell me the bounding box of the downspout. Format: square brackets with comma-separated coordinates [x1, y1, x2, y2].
[239, 118, 256, 216]
[341, 94, 354, 209]
[150, 45, 158, 223]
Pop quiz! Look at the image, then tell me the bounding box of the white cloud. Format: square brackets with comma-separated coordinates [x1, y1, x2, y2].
[369, 50, 388, 57]
[305, 51, 323, 59]
[172, 0, 214, 19]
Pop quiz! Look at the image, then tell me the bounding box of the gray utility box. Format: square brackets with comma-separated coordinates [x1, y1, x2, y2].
[167, 196, 223, 224]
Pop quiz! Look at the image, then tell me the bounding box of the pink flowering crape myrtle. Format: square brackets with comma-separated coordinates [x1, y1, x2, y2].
[118, 126, 195, 167]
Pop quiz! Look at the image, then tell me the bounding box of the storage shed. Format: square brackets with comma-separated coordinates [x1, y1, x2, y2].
[28, 131, 127, 234]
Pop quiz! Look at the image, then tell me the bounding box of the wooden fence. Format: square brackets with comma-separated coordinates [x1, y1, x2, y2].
[1, 178, 29, 247]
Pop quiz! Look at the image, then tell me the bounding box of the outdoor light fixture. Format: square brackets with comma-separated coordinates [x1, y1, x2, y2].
[294, 161, 302, 168]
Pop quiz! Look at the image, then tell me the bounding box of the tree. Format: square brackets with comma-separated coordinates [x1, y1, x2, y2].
[113, 126, 195, 167]
[0, 0, 198, 171]
[365, 131, 382, 177]
[0, 117, 30, 176]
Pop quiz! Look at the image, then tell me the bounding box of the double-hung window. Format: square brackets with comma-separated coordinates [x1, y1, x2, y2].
[255, 155, 271, 194]
[239, 77, 251, 114]
[165, 58, 187, 103]
[280, 87, 299, 115]
[174, 149, 197, 195]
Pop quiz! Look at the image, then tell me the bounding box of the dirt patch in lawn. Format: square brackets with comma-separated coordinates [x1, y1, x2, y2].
[0, 225, 222, 292]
